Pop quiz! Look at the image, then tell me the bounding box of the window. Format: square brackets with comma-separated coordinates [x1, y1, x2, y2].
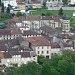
[0, 60, 1, 63]
[38, 47, 39, 49]
[47, 51, 49, 54]
[46, 56, 49, 59]
[42, 46, 43, 49]
[38, 51, 39, 54]
[42, 51, 44, 54]
[51, 53, 53, 55]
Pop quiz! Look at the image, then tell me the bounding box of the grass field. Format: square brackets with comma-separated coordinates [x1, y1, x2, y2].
[30, 9, 75, 17]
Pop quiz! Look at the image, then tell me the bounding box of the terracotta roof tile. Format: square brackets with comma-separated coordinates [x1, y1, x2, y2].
[27, 36, 50, 46]
[11, 28, 22, 34]
[50, 42, 60, 48]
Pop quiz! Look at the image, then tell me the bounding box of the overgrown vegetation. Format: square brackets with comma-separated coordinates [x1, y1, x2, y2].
[0, 50, 75, 75]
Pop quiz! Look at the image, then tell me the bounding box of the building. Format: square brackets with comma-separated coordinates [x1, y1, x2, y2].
[2, 0, 17, 7]
[68, 0, 75, 5]
[0, 48, 37, 67]
[46, 0, 63, 8]
[0, 28, 22, 40]
[22, 30, 41, 38]
[26, 36, 51, 59]
[62, 15, 70, 33]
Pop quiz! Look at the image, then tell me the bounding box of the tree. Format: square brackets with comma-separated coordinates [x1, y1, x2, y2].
[42, 62, 52, 75]
[58, 8, 63, 15]
[1, 3, 4, 13]
[38, 55, 46, 65]
[16, 12, 23, 17]
[62, 50, 75, 62]
[57, 60, 73, 75]
[6, 7, 10, 13]
[70, 18, 75, 28]
[62, 0, 68, 5]
[51, 54, 62, 67]
[0, 0, 2, 7]
[20, 62, 42, 75]
[42, 0, 47, 9]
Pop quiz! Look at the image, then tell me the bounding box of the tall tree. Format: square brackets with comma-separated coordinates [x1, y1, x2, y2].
[6, 6, 10, 13]
[0, 0, 2, 7]
[42, 0, 47, 9]
[58, 8, 63, 15]
[62, 0, 68, 5]
[1, 3, 4, 13]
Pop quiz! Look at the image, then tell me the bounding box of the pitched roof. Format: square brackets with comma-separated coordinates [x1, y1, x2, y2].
[11, 28, 22, 34]
[27, 36, 50, 46]
[0, 29, 11, 35]
[2, 51, 33, 58]
[41, 16, 53, 20]
[62, 42, 73, 47]
[40, 26, 62, 35]
[3, 52, 12, 58]
[22, 30, 40, 36]
[26, 16, 40, 21]
[40, 26, 55, 34]
[31, 0, 41, 3]
[50, 42, 60, 48]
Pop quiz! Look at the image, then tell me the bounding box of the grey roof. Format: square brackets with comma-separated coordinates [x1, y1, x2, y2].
[23, 30, 40, 36]
[40, 26, 62, 35]
[0, 29, 11, 35]
[3, 51, 33, 58]
[62, 14, 70, 20]
[3, 52, 12, 58]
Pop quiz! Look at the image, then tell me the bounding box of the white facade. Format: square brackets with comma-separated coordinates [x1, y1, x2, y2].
[31, 45, 51, 59]
[68, 0, 75, 5]
[1, 34, 22, 40]
[62, 20, 70, 33]
[0, 54, 37, 67]
[46, 0, 63, 8]
[2, 0, 17, 7]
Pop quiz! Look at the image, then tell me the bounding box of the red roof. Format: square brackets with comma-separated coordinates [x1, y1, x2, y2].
[0, 52, 4, 59]
[27, 36, 50, 46]
[11, 17, 22, 23]
[11, 28, 22, 34]
[50, 42, 60, 48]
[62, 42, 72, 47]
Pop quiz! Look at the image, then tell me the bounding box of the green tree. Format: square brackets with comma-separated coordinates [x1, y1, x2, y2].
[42, 0, 47, 9]
[62, 0, 68, 5]
[58, 8, 63, 15]
[6, 7, 10, 13]
[38, 55, 46, 65]
[16, 12, 23, 17]
[42, 62, 52, 75]
[70, 18, 75, 28]
[0, 0, 2, 7]
[62, 50, 75, 62]
[20, 62, 42, 75]
[1, 3, 4, 13]
[57, 60, 73, 75]
[51, 54, 62, 67]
